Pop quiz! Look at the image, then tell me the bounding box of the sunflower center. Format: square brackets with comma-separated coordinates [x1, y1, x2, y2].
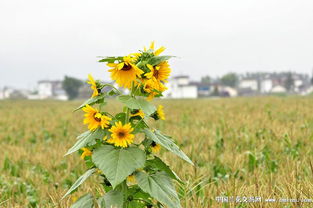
[121, 64, 132, 71]
[118, 131, 126, 138]
[145, 84, 151, 90]
[94, 113, 102, 122]
[153, 70, 159, 79]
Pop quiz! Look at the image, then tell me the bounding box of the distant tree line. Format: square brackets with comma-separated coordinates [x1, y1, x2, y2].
[62, 76, 83, 100]
[201, 73, 239, 87]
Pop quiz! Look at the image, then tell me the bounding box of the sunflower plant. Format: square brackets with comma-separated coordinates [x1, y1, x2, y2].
[63, 42, 193, 208]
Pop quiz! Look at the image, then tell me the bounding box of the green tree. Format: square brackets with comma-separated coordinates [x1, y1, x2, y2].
[201, 75, 211, 84]
[220, 73, 238, 87]
[62, 76, 83, 100]
[285, 72, 294, 92]
[211, 84, 219, 96]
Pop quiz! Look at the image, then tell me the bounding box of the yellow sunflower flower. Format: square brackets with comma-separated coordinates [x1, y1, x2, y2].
[151, 105, 165, 120]
[144, 41, 166, 56]
[82, 105, 111, 131]
[157, 105, 165, 120]
[126, 174, 137, 185]
[130, 109, 145, 119]
[129, 52, 141, 62]
[72, 195, 78, 203]
[151, 141, 161, 153]
[80, 147, 92, 159]
[154, 46, 166, 56]
[145, 62, 171, 82]
[150, 41, 155, 50]
[143, 79, 167, 100]
[107, 121, 134, 148]
[143, 79, 157, 100]
[107, 56, 144, 88]
[87, 74, 99, 97]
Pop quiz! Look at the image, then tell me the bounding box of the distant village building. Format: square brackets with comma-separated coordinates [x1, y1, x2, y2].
[38, 80, 68, 100]
[0, 87, 15, 99]
[260, 79, 273, 93]
[1, 71, 312, 100]
[0, 87, 34, 99]
[219, 86, 238, 97]
[164, 76, 198, 98]
[271, 85, 287, 93]
[189, 82, 212, 97]
[239, 79, 258, 91]
[238, 72, 311, 95]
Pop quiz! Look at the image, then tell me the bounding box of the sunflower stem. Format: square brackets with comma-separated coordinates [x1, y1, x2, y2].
[101, 83, 122, 95]
[125, 82, 135, 123]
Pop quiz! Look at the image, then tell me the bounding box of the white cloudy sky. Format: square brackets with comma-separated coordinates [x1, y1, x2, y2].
[1, 0, 313, 89]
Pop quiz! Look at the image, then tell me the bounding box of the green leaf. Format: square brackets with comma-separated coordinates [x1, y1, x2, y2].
[132, 119, 148, 134]
[114, 112, 126, 123]
[135, 171, 181, 208]
[65, 129, 106, 156]
[126, 200, 146, 208]
[92, 145, 146, 188]
[143, 129, 193, 165]
[102, 189, 124, 208]
[108, 89, 118, 96]
[70, 193, 94, 208]
[75, 131, 89, 140]
[135, 99, 156, 116]
[97, 197, 106, 208]
[146, 157, 182, 183]
[148, 56, 174, 66]
[74, 94, 106, 112]
[117, 95, 156, 116]
[127, 186, 151, 201]
[62, 169, 95, 199]
[98, 56, 124, 63]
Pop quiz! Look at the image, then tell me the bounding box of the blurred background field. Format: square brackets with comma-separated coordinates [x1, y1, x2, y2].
[1, 97, 313, 208]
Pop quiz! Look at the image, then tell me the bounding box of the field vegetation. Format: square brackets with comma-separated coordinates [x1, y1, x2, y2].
[1, 97, 313, 207]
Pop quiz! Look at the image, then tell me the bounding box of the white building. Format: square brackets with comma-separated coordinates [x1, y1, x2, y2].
[239, 79, 258, 91]
[164, 76, 198, 98]
[260, 79, 273, 93]
[219, 86, 238, 97]
[0, 87, 15, 99]
[38, 80, 68, 100]
[271, 85, 287, 93]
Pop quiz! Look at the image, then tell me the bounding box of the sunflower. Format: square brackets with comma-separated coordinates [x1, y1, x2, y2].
[87, 74, 99, 97]
[129, 52, 141, 63]
[142, 79, 167, 100]
[157, 105, 165, 120]
[143, 79, 157, 93]
[107, 56, 144, 88]
[126, 173, 137, 185]
[130, 109, 145, 119]
[150, 141, 161, 153]
[145, 62, 171, 82]
[151, 105, 165, 120]
[107, 121, 134, 148]
[144, 41, 166, 56]
[80, 147, 92, 159]
[82, 105, 111, 131]
[142, 79, 158, 100]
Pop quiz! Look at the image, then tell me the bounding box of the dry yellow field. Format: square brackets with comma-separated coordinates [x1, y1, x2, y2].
[1, 97, 313, 207]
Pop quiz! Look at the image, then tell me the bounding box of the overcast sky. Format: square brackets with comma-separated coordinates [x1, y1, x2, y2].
[1, 0, 313, 89]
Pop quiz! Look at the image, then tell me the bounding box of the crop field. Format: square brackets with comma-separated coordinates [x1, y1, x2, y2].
[1, 97, 313, 207]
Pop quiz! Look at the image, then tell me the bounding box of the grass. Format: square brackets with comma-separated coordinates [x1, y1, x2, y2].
[1, 97, 313, 207]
